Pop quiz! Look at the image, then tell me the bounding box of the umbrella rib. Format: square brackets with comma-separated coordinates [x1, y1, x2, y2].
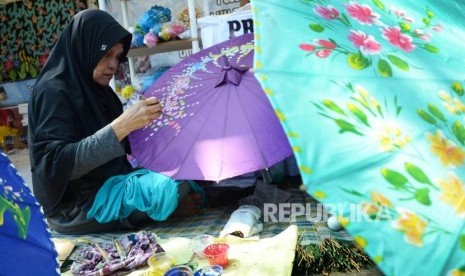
[233, 75, 270, 171]
[172, 73, 225, 181]
[218, 82, 232, 180]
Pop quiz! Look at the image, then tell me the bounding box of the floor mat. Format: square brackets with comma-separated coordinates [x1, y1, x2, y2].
[52, 188, 378, 275]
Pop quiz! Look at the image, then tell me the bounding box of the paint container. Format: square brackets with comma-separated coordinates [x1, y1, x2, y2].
[203, 243, 229, 268]
[148, 252, 176, 274]
[193, 265, 223, 276]
[164, 265, 193, 276]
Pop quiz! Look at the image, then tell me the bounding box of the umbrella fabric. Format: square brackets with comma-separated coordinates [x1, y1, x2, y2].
[129, 33, 292, 181]
[252, 0, 465, 275]
[0, 151, 59, 276]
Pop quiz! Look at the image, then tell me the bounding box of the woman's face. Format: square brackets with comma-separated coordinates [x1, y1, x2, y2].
[93, 43, 124, 86]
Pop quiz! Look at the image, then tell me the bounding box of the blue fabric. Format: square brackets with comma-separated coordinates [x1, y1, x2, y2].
[87, 169, 181, 223]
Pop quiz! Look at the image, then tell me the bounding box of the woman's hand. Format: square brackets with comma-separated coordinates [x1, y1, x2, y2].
[111, 97, 162, 141]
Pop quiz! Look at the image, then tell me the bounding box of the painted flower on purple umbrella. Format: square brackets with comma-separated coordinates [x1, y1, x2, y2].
[148, 74, 197, 137]
[172, 76, 190, 95]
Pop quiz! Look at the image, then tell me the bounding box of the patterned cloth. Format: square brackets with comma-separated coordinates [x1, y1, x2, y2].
[0, 1, 88, 83]
[70, 231, 163, 276]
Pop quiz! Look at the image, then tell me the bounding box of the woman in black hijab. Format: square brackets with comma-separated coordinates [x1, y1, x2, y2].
[29, 9, 202, 234]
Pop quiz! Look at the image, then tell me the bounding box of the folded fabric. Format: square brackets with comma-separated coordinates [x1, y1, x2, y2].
[219, 205, 263, 238]
[70, 231, 163, 276]
[87, 169, 180, 223]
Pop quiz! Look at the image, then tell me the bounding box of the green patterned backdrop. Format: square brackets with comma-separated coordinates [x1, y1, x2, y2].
[0, 0, 87, 84]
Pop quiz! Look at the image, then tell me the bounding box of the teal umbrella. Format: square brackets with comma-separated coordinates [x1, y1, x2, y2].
[252, 0, 465, 275]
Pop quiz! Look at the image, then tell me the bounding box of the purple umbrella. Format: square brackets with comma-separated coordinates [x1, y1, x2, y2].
[129, 33, 292, 181]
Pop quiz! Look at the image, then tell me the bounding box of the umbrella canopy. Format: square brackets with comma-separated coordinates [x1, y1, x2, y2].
[252, 0, 465, 275]
[129, 33, 293, 181]
[0, 152, 59, 276]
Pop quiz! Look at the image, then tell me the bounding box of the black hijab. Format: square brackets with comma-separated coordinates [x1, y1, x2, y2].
[29, 9, 132, 215]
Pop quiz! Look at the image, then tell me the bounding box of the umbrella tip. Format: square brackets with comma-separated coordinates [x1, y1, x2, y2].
[214, 55, 249, 87]
[220, 55, 231, 69]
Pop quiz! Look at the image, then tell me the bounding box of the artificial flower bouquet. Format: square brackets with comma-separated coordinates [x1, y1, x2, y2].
[131, 5, 185, 48]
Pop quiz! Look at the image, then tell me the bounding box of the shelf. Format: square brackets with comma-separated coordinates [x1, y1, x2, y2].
[113, 0, 201, 85]
[127, 38, 201, 58]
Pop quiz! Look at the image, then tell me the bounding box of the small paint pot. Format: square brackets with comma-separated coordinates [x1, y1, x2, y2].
[203, 243, 229, 268]
[148, 252, 176, 274]
[164, 265, 193, 276]
[193, 265, 223, 276]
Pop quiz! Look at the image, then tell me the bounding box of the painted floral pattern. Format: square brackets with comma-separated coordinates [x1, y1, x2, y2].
[0, 156, 31, 239]
[0, 0, 87, 83]
[299, 0, 442, 77]
[314, 82, 410, 152]
[253, 0, 465, 273]
[316, 80, 465, 247]
[438, 172, 465, 218]
[391, 208, 427, 246]
[307, 1, 465, 242]
[142, 41, 254, 138]
[308, 77, 465, 276]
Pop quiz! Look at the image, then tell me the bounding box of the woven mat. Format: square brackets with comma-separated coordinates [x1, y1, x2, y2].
[52, 188, 371, 274]
[51, 188, 354, 241]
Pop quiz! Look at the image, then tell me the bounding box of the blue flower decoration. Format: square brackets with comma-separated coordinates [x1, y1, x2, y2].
[131, 29, 145, 47]
[139, 5, 171, 34]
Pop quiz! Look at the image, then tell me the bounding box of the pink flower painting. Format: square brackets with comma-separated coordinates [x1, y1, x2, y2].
[345, 1, 380, 25]
[299, 39, 337, 58]
[381, 26, 416, 52]
[299, 0, 441, 77]
[348, 30, 381, 55]
[314, 5, 339, 20]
